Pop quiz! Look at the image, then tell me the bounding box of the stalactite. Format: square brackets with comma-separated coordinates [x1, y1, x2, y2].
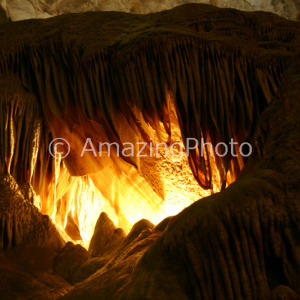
[0, 4, 299, 241]
[0, 75, 42, 183]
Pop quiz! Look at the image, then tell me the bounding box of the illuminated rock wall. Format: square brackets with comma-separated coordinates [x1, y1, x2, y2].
[61, 51, 300, 300]
[0, 4, 299, 242]
[0, 5, 299, 299]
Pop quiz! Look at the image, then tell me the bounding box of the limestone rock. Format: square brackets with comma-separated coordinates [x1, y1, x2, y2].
[0, 3, 299, 256]
[64, 213, 82, 241]
[88, 212, 125, 257]
[0, 5, 299, 299]
[0, 173, 65, 251]
[0, 5, 298, 220]
[18, 183, 36, 205]
[60, 52, 300, 300]
[0, 3, 7, 24]
[154, 216, 172, 232]
[0, 245, 72, 299]
[73, 257, 108, 284]
[270, 285, 300, 300]
[123, 219, 154, 247]
[53, 242, 91, 284]
[0, 0, 299, 21]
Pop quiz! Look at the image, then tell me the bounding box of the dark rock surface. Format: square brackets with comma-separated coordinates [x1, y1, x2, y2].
[0, 245, 72, 300]
[72, 257, 108, 284]
[2, 0, 300, 22]
[0, 5, 7, 25]
[0, 173, 70, 298]
[123, 219, 154, 247]
[53, 242, 91, 284]
[0, 173, 64, 251]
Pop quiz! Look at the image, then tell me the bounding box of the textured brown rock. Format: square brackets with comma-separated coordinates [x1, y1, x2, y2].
[270, 285, 300, 300]
[154, 216, 172, 232]
[123, 219, 154, 247]
[0, 174, 70, 299]
[0, 245, 72, 300]
[1, 0, 299, 21]
[0, 75, 44, 184]
[72, 257, 108, 284]
[0, 173, 64, 251]
[0, 4, 7, 24]
[88, 212, 125, 257]
[53, 242, 91, 284]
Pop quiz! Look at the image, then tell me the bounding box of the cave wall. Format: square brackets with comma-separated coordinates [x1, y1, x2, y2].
[0, 4, 299, 242]
[61, 52, 300, 300]
[0, 0, 299, 21]
[0, 4, 299, 299]
[0, 3, 7, 24]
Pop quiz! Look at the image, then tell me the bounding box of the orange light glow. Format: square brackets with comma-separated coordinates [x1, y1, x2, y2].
[34, 88, 225, 247]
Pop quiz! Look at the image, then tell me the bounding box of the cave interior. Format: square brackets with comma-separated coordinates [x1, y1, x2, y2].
[0, 2, 299, 300]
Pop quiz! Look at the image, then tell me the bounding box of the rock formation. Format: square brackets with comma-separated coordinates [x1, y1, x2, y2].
[0, 3, 299, 299]
[0, 173, 64, 251]
[0, 0, 299, 21]
[88, 212, 125, 257]
[62, 50, 300, 300]
[53, 242, 91, 284]
[0, 4, 7, 24]
[1, 5, 299, 240]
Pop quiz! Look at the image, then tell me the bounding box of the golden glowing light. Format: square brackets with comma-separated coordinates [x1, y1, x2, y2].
[34, 87, 226, 247]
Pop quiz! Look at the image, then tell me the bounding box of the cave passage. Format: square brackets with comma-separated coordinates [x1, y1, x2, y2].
[0, 4, 299, 300]
[0, 4, 299, 247]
